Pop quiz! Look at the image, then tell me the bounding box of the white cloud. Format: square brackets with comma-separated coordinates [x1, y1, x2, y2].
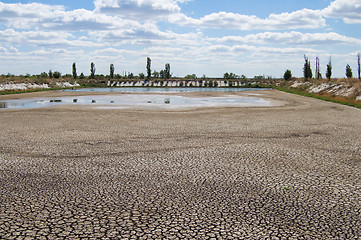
[94, 0, 182, 21]
[203, 44, 316, 57]
[0, 2, 64, 29]
[323, 0, 361, 23]
[90, 26, 203, 47]
[0, 2, 140, 31]
[0, 1, 359, 78]
[0, 46, 18, 54]
[213, 32, 361, 46]
[171, 9, 326, 30]
[0, 29, 102, 48]
[0, 2, 64, 18]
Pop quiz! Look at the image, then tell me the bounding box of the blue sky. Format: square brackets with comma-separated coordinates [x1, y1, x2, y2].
[0, 0, 360, 78]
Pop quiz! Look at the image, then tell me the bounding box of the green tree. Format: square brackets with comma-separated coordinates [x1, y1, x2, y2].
[79, 73, 85, 79]
[48, 70, 53, 79]
[110, 64, 115, 79]
[185, 74, 197, 79]
[40, 72, 48, 78]
[128, 73, 134, 79]
[303, 55, 312, 80]
[138, 73, 145, 79]
[346, 64, 353, 78]
[72, 62, 77, 79]
[283, 69, 292, 80]
[146, 57, 151, 80]
[90, 62, 96, 79]
[152, 70, 159, 78]
[254, 75, 265, 80]
[357, 53, 361, 79]
[224, 72, 239, 79]
[165, 63, 170, 79]
[326, 57, 332, 80]
[53, 71, 61, 79]
[159, 70, 164, 79]
[230, 73, 240, 79]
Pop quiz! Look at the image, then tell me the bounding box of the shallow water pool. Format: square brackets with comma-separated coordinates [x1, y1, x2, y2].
[64, 87, 269, 93]
[0, 94, 271, 110]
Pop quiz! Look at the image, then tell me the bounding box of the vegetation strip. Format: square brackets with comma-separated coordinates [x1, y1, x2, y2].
[0, 87, 71, 96]
[276, 86, 361, 109]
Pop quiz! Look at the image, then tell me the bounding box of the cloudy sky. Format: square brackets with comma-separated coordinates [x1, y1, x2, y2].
[0, 0, 360, 78]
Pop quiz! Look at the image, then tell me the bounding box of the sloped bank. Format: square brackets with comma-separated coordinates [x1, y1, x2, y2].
[277, 79, 361, 109]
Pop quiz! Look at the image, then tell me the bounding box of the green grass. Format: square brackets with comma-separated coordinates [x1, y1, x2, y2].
[276, 86, 361, 109]
[0, 87, 66, 95]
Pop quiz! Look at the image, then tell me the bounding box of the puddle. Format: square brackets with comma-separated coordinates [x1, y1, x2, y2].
[0, 94, 271, 110]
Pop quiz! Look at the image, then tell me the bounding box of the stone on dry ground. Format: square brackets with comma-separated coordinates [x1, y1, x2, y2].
[0, 90, 360, 239]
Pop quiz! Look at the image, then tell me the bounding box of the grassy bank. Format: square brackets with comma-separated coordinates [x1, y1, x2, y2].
[0, 87, 71, 96]
[276, 86, 361, 109]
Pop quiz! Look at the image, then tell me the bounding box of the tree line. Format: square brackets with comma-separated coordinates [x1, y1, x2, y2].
[3, 55, 360, 81]
[67, 58, 172, 81]
[284, 53, 361, 81]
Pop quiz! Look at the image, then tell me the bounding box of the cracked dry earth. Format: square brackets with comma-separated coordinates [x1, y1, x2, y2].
[0, 90, 360, 239]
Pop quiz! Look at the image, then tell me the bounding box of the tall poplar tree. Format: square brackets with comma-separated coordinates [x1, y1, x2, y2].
[326, 57, 332, 81]
[110, 64, 114, 79]
[346, 64, 353, 78]
[357, 53, 361, 79]
[303, 55, 312, 80]
[165, 63, 170, 79]
[90, 62, 96, 79]
[146, 57, 151, 80]
[72, 62, 77, 79]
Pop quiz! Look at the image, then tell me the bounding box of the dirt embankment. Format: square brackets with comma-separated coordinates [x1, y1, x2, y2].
[284, 78, 361, 101]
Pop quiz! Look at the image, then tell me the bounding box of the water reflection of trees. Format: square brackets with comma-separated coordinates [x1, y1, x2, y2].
[0, 102, 7, 108]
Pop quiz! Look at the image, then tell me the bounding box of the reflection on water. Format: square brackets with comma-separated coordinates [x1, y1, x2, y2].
[64, 87, 269, 93]
[0, 102, 7, 108]
[0, 94, 271, 110]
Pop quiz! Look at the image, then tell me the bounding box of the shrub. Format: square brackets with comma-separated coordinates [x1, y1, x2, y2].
[185, 74, 197, 79]
[284, 69, 292, 80]
[40, 72, 48, 78]
[53, 71, 61, 79]
[303, 55, 312, 80]
[346, 64, 353, 78]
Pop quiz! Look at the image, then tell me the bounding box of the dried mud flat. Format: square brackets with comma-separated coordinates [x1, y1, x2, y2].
[0, 90, 360, 239]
